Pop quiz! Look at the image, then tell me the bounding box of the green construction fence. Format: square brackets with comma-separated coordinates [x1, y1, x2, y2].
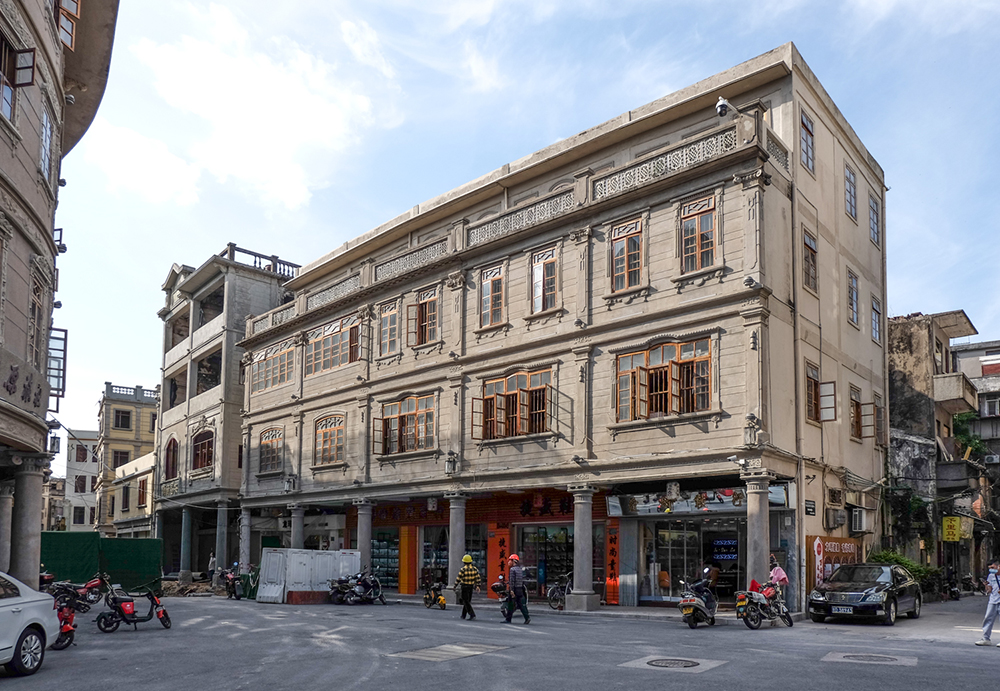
[40, 532, 163, 592]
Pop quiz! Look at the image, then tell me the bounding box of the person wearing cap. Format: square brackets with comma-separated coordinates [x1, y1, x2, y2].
[455, 554, 482, 620]
[505, 554, 531, 624]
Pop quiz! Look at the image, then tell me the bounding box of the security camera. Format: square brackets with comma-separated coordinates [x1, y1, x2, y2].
[726, 455, 738, 463]
[716, 97, 734, 117]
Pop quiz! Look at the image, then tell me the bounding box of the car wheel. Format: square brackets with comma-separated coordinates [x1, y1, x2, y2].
[883, 599, 897, 626]
[8, 628, 45, 676]
[907, 596, 921, 619]
[809, 613, 826, 623]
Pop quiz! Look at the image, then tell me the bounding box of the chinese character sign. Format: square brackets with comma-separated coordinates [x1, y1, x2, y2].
[942, 516, 961, 542]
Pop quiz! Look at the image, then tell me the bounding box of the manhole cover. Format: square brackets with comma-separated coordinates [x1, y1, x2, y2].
[843, 655, 897, 663]
[647, 659, 700, 669]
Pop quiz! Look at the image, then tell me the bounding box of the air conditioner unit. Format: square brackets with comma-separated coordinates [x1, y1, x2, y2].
[985, 455, 1000, 465]
[826, 508, 847, 527]
[850, 507, 866, 533]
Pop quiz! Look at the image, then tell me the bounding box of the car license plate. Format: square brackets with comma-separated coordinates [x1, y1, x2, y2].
[831, 606, 853, 614]
[681, 607, 693, 614]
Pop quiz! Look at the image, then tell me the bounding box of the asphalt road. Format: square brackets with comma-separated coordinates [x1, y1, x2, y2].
[3, 593, 996, 690]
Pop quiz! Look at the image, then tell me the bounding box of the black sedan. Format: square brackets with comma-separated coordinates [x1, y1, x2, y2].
[808, 563, 921, 626]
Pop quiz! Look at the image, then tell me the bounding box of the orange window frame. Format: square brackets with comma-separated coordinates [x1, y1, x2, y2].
[681, 197, 715, 274]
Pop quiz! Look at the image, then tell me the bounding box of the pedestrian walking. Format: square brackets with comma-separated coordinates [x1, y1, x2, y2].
[975, 558, 1000, 646]
[455, 554, 482, 620]
[505, 554, 531, 625]
[208, 552, 217, 582]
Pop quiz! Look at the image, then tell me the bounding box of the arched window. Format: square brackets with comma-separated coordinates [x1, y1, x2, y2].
[165, 439, 178, 480]
[192, 431, 214, 470]
[314, 416, 344, 465]
[259, 428, 283, 473]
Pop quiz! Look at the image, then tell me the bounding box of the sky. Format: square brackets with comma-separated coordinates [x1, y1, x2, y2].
[49, 0, 1000, 475]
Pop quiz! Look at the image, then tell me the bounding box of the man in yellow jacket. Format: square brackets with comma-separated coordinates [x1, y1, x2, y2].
[455, 554, 482, 620]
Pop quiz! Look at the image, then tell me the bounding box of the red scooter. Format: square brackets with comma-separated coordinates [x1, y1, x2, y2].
[96, 578, 171, 633]
[51, 590, 89, 650]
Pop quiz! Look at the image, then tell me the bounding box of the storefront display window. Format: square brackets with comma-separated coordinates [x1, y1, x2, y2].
[420, 524, 488, 586]
[516, 524, 605, 598]
[640, 517, 747, 603]
[372, 528, 399, 589]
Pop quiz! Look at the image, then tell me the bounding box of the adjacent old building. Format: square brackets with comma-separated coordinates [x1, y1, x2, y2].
[154, 244, 299, 582]
[229, 43, 889, 611]
[64, 428, 98, 531]
[0, 0, 119, 584]
[110, 451, 154, 538]
[955, 339, 1000, 461]
[41, 475, 63, 530]
[94, 383, 157, 537]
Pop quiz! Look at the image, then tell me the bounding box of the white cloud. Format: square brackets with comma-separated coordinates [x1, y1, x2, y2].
[82, 118, 201, 205]
[129, 3, 396, 210]
[463, 41, 505, 93]
[342, 20, 395, 79]
[844, 0, 1000, 31]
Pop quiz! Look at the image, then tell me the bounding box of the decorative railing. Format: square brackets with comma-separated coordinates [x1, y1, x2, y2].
[160, 478, 180, 497]
[271, 306, 295, 326]
[766, 132, 789, 171]
[592, 127, 738, 201]
[219, 243, 300, 278]
[306, 274, 361, 311]
[467, 191, 575, 247]
[375, 240, 448, 282]
[251, 315, 269, 334]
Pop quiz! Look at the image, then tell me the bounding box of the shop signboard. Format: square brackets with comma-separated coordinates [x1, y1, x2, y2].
[805, 500, 816, 516]
[806, 535, 860, 593]
[942, 516, 960, 542]
[607, 485, 787, 517]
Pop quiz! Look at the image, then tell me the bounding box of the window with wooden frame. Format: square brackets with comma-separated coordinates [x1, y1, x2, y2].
[480, 266, 504, 327]
[407, 289, 438, 346]
[819, 381, 837, 422]
[472, 370, 553, 440]
[74, 475, 85, 493]
[871, 296, 882, 343]
[27, 275, 47, 369]
[861, 393, 886, 445]
[164, 438, 178, 480]
[845, 165, 857, 219]
[806, 362, 821, 422]
[57, 0, 80, 51]
[108, 495, 115, 517]
[379, 301, 399, 355]
[250, 339, 294, 393]
[983, 397, 1000, 418]
[40, 108, 52, 181]
[113, 409, 132, 430]
[800, 111, 815, 172]
[90, 476, 96, 491]
[73, 506, 84, 524]
[849, 385, 863, 439]
[373, 395, 435, 455]
[681, 198, 715, 274]
[259, 428, 284, 473]
[531, 248, 557, 313]
[803, 232, 818, 292]
[121, 485, 130, 512]
[610, 218, 642, 292]
[615, 339, 711, 422]
[89, 506, 95, 524]
[869, 195, 880, 245]
[0, 34, 35, 121]
[75, 444, 87, 464]
[192, 431, 214, 470]
[314, 415, 345, 465]
[112, 450, 129, 468]
[150, 412, 157, 433]
[304, 315, 359, 375]
[138, 479, 147, 507]
[847, 270, 859, 325]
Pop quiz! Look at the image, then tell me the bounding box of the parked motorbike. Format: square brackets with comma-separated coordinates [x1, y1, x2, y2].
[49, 573, 104, 605]
[345, 567, 386, 605]
[977, 577, 989, 595]
[736, 561, 793, 630]
[219, 563, 243, 600]
[39, 565, 55, 592]
[329, 572, 358, 605]
[422, 580, 447, 609]
[962, 573, 976, 592]
[491, 575, 514, 619]
[96, 579, 171, 632]
[678, 573, 718, 628]
[51, 589, 90, 650]
[945, 579, 961, 601]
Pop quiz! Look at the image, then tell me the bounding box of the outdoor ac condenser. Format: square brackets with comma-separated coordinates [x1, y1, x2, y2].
[826, 507, 847, 528]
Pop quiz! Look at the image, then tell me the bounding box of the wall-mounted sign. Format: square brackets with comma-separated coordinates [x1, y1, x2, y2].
[942, 516, 961, 542]
[805, 500, 816, 516]
[606, 485, 788, 517]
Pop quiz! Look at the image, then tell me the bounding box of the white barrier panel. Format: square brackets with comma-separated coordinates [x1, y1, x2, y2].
[255, 548, 361, 602]
[256, 548, 286, 604]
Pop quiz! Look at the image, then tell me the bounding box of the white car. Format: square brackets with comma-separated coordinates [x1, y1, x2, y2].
[0, 571, 59, 676]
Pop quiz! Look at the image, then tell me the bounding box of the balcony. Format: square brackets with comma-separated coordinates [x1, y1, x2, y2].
[933, 371, 978, 415]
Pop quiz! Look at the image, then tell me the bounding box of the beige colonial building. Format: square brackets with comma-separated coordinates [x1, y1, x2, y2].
[0, 1, 118, 584]
[231, 43, 887, 610]
[110, 452, 154, 538]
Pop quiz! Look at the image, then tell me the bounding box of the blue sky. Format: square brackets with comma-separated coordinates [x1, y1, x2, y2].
[51, 0, 999, 474]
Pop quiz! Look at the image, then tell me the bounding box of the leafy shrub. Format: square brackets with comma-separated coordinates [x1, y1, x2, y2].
[867, 549, 942, 595]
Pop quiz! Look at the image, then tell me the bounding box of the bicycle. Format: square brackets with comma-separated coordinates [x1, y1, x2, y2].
[547, 572, 573, 610]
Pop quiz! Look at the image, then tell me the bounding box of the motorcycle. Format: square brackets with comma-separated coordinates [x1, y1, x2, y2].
[422, 580, 447, 610]
[51, 589, 90, 650]
[49, 573, 104, 605]
[736, 561, 793, 630]
[219, 563, 243, 600]
[491, 575, 514, 619]
[39, 565, 55, 592]
[329, 572, 358, 605]
[945, 579, 961, 601]
[345, 567, 386, 605]
[678, 574, 718, 628]
[977, 577, 989, 595]
[962, 573, 976, 592]
[96, 578, 171, 633]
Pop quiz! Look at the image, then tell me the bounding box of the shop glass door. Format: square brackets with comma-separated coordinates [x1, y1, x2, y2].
[422, 526, 449, 584]
[371, 527, 400, 589]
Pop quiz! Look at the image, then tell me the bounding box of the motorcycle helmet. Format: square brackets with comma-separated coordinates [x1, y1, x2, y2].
[462, 554, 473, 563]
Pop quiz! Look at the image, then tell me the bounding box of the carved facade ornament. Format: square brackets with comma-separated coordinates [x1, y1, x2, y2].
[569, 226, 592, 244]
[445, 270, 466, 290]
[733, 167, 771, 188]
[305, 274, 361, 311]
[375, 240, 448, 282]
[356, 304, 374, 321]
[467, 191, 575, 247]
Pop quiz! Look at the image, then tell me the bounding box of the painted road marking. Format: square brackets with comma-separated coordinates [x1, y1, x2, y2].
[387, 644, 509, 662]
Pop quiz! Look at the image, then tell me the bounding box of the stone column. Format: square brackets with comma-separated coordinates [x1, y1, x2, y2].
[0, 481, 14, 573]
[289, 504, 305, 550]
[154, 510, 164, 540]
[10, 458, 48, 587]
[214, 500, 229, 585]
[565, 484, 600, 611]
[744, 469, 774, 590]
[446, 493, 467, 602]
[354, 500, 372, 570]
[239, 508, 251, 575]
[179, 506, 192, 584]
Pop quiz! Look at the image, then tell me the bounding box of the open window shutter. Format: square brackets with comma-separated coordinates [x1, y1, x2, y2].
[371, 417, 384, 455]
[404, 415, 416, 452]
[58, 11, 77, 50]
[406, 304, 418, 347]
[519, 389, 530, 435]
[349, 326, 360, 362]
[496, 395, 507, 438]
[669, 361, 681, 415]
[358, 320, 370, 362]
[636, 366, 649, 420]
[471, 398, 484, 441]
[876, 404, 887, 445]
[860, 402, 875, 438]
[546, 384, 554, 433]
[819, 382, 837, 421]
[13, 49, 35, 87]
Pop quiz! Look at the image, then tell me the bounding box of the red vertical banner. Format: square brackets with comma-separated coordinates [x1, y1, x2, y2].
[605, 519, 619, 605]
[487, 521, 511, 600]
